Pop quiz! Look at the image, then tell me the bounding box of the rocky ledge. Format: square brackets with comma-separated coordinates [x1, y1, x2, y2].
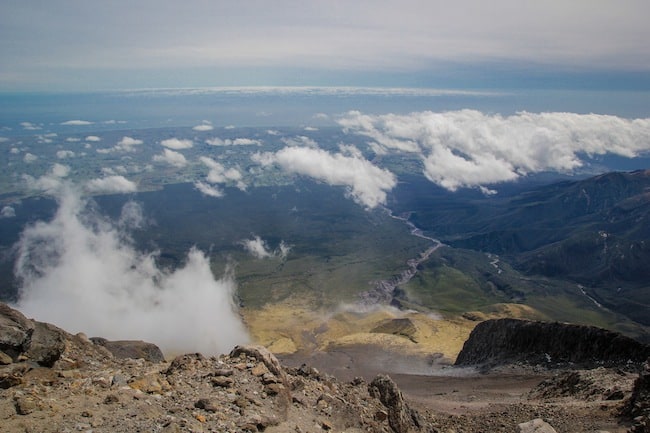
[455, 318, 650, 369]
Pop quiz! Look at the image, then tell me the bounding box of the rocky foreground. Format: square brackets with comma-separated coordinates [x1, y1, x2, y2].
[1, 302, 650, 433]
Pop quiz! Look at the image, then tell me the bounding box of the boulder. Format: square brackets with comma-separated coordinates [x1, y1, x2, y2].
[369, 374, 421, 433]
[90, 337, 165, 363]
[518, 418, 558, 433]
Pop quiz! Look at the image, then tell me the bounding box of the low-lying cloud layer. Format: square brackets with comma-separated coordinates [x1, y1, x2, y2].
[14, 187, 249, 355]
[253, 144, 396, 208]
[340, 110, 650, 191]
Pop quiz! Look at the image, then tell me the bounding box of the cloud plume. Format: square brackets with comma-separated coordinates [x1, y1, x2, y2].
[13, 187, 249, 355]
[252, 144, 396, 208]
[339, 110, 650, 191]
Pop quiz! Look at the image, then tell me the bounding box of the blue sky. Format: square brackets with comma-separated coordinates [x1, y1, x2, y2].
[1, 0, 649, 92]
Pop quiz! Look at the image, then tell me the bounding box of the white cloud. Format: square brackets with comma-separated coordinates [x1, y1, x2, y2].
[115, 136, 142, 152]
[205, 137, 262, 146]
[66, 137, 81, 142]
[240, 235, 291, 260]
[153, 148, 187, 167]
[266, 129, 280, 136]
[56, 150, 75, 159]
[23, 163, 70, 193]
[199, 156, 246, 190]
[340, 110, 650, 191]
[60, 120, 94, 126]
[0, 137, 9, 143]
[97, 136, 143, 153]
[10, 147, 20, 154]
[252, 144, 396, 208]
[161, 138, 193, 150]
[13, 187, 248, 355]
[20, 122, 41, 130]
[281, 136, 318, 148]
[1, 205, 16, 218]
[193, 121, 214, 131]
[194, 181, 223, 198]
[85, 135, 101, 142]
[23, 152, 38, 163]
[85, 175, 137, 194]
[304, 126, 318, 131]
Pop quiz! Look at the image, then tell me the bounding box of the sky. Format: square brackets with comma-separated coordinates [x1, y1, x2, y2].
[1, 0, 650, 92]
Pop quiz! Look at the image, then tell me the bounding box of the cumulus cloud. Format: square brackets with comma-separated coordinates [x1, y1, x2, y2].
[85, 135, 101, 142]
[66, 137, 81, 142]
[199, 156, 246, 191]
[20, 122, 41, 130]
[85, 175, 137, 194]
[60, 120, 94, 126]
[161, 138, 193, 150]
[56, 150, 75, 159]
[153, 149, 187, 167]
[339, 110, 650, 191]
[205, 137, 262, 146]
[240, 235, 291, 260]
[304, 126, 318, 131]
[193, 121, 214, 131]
[0, 137, 9, 143]
[13, 187, 248, 354]
[1, 205, 16, 218]
[252, 144, 396, 208]
[96, 136, 143, 154]
[10, 147, 20, 154]
[194, 181, 223, 198]
[23, 153, 38, 163]
[23, 163, 70, 193]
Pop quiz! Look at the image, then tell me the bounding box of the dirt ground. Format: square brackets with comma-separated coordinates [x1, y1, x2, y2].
[281, 344, 636, 433]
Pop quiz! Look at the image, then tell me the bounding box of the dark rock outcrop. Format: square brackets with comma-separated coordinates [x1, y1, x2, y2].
[90, 337, 165, 363]
[623, 358, 650, 433]
[369, 374, 422, 433]
[455, 318, 650, 368]
[0, 303, 66, 367]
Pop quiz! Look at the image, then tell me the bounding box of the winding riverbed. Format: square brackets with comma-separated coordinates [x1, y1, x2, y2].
[359, 209, 444, 305]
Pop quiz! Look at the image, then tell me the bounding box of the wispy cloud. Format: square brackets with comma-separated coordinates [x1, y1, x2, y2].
[206, 137, 262, 146]
[340, 110, 650, 191]
[60, 120, 94, 126]
[23, 153, 38, 163]
[252, 143, 396, 208]
[85, 135, 102, 142]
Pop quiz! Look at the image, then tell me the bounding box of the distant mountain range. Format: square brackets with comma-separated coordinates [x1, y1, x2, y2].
[399, 170, 650, 326]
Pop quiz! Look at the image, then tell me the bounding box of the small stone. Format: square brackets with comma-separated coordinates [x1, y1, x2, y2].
[375, 410, 388, 421]
[211, 376, 234, 388]
[195, 398, 220, 412]
[517, 418, 558, 433]
[0, 351, 12, 365]
[320, 419, 333, 430]
[264, 383, 285, 396]
[213, 368, 234, 377]
[104, 394, 119, 404]
[194, 414, 207, 423]
[14, 396, 38, 415]
[251, 363, 270, 377]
